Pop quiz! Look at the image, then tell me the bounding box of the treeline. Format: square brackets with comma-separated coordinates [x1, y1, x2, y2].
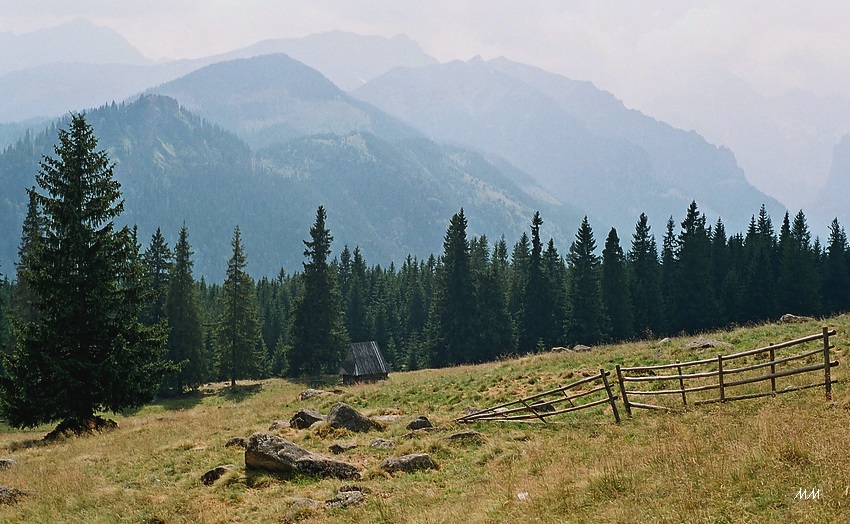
[2, 200, 849, 390]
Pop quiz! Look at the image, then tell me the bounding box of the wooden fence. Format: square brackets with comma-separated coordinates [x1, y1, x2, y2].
[615, 327, 839, 416]
[456, 369, 620, 424]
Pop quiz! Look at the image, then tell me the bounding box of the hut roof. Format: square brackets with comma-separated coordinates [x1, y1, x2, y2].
[339, 341, 391, 377]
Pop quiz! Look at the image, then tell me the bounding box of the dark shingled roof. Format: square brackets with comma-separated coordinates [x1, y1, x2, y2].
[339, 341, 391, 377]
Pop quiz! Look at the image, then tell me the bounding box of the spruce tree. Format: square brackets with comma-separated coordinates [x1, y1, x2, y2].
[288, 206, 348, 376]
[165, 224, 207, 393]
[671, 201, 718, 333]
[217, 226, 263, 386]
[567, 216, 607, 345]
[426, 209, 475, 367]
[601, 227, 634, 341]
[0, 114, 171, 429]
[822, 218, 850, 314]
[519, 212, 560, 352]
[628, 213, 663, 337]
[142, 228, 173, 326]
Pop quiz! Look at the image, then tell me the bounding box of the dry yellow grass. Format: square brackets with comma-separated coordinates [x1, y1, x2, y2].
[0, 316, 848, 523]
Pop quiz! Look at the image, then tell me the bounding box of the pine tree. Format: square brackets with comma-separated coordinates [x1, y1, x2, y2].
[0, 266, 10, 354]
[601, 227, 634, 341]
[519, 212, 561, 351]
[0, 114, 171, 429]
[10, 192, 42, 327]
[288, 206, 348, 376]
[217, 226, 263, 386]
[426, 209, 475, 367]
[742, 206, 779, 322]
[141, 228, 172, 326]
[628, 213, 663, 337]
[777, 211, 820, 316]
[671, 201, 718, 333]
[822, 218, 850, 314]
[567, 217, 607, 345]
[165, 224, 207, 393]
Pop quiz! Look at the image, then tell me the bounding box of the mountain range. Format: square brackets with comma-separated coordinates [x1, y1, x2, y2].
[4, 21, 845, 278]
[0, 94, 576, 278]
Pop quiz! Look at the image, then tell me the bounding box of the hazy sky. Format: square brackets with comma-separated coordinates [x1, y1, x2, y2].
[3, 0, 850, 109]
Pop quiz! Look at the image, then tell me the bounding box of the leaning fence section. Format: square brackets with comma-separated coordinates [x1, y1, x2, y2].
[616, 327, 839, 415]
[457, 369, 620, 424]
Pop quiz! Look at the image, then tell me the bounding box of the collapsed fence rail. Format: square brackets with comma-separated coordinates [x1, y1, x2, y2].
[457, 369, 620, 424]
[615, 327, 839, 416]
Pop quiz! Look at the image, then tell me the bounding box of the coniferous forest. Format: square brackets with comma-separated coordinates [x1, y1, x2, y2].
[1, 116, 850, 402]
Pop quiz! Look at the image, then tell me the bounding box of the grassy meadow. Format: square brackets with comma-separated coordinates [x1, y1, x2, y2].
[1, 315, 849, 523]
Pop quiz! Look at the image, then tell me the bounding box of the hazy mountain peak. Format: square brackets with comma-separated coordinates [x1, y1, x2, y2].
[209, 30, 437, 91]
[0, 19, 150, 75]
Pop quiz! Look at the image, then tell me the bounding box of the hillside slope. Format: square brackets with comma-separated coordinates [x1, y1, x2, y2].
[0, 317, 846, 523]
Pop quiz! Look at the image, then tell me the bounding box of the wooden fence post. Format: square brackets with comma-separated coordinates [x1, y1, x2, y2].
[769, 343, 776, 396]
[824, 326, 832, 401]
[718, 355, 725, 402]
[676, 361, 687, 407]
[601, 369, 621, 424]
[616, 365, 631, 417]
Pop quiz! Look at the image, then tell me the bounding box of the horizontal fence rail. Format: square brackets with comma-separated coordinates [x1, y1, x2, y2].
[457, 369, 620, 424]
[616, 327, 839, 416]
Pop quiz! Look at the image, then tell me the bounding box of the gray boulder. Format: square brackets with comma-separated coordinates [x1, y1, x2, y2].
[245, 433, 360, 480]
[299, 388, 326, 401]
[225, 437, 246, 448]
[0, 459, 16, 470]
[290, 409, 325, 430]
[379, 453, 439, 474]
[328, 442, 358, 454]
[369, 438, 396, 449]
[406, 416, 433, 430]
[326, 403, 378, 433]
[325, 485, 366, 509]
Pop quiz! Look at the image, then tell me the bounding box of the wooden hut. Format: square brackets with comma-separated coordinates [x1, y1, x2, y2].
[339, 341, 391, 385]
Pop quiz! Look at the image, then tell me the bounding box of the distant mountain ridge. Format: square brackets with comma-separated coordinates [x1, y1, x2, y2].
[0, 95, 578, 279]
[353, 57, 785, 234]
[148, 54, 421, 148]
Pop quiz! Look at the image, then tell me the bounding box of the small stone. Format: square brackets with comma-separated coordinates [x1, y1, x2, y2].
[269, 420, 291, 432]
[201, 464, 236, 486]
[682, 337, 733, 351]
[325, 488, 365, 509]
[225, 437, 246, 448]
[369, 438, 396, 449]
[573, 344, 592, 352]
[290, 409, 325, 430]
[328, 442, 358, 454]
[299, 389, 326, 401]
[379, 453, 439, 474]
[0, 486, 27, 505]
[406, 416, 433, 430]
[0, 459, 16, 470]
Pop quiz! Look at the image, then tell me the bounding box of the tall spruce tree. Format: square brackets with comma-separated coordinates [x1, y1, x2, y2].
[426, 209, 475, 366]
[519, 212, 561, 351]
[288, 206, 348, 376]
[165, 224, 207, 393]
[672, 201, 718, 333]
[628, 213, 663, 337]
[822, 218, 850, 314]
[142, 228, 173, 326]
[567, 216, 607, 345]
[601, 227, 634, 341]
[0, 114, 171, 429]
[217, 226, 263, 386]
